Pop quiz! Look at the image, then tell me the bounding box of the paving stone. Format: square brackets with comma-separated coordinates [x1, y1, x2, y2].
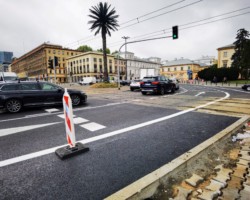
[197, 189, 219, 200]
[205, 179, 224, 194]
[232, 164, 248, 178]
[212, 174, 229, 186]
[241, 146, 250, 151]
[173, 186, 192, 200]
[214, 165, 233, 176]
[185, 174, 204, 187]
[244, 176, 250, 186]
[239, 189, 250, 200]
[227, 175, 244, 190]
[243, 184, 250, 192]
[237, 158, 250, 166]
[239, 150, 250, 157]
[241, 138, 250, 145]
[220, 188, 239, 200]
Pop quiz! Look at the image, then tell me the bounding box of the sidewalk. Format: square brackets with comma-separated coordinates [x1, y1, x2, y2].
[181, 80, 246, 88]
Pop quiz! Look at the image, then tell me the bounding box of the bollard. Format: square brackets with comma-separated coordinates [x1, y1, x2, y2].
[55, 88, 89, 159]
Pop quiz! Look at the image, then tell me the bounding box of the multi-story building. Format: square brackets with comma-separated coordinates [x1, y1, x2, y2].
[66, 51, 126, 82]
[11, 43, 81, 83]
[119, 52, 161, 80]
[0, 51, 14, 72]
[217, 44, 235, 68]
[194, 55, 217, 66]
[161, 58, 208, 80]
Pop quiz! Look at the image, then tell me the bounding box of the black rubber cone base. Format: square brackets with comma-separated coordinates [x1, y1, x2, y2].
[55, 142, 89, 160]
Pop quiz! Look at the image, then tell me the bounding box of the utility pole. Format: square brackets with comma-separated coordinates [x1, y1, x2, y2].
[122, 36, 130, 80]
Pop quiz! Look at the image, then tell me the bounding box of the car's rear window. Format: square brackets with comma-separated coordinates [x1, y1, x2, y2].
[142, 77, 158, 81]
[21, 83, 39, 90]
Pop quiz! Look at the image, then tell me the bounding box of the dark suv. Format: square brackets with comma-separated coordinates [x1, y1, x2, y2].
[140, 76, 175, 95]
[0, 81, 87, 113]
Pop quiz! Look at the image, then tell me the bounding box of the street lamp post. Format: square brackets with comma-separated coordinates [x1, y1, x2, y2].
[122, 36, 130, 80]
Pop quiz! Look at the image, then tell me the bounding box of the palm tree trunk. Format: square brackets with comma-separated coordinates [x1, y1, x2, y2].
[102, 29, 108, 82]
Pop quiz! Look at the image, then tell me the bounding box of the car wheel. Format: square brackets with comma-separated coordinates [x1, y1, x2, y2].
[5, 99, 22, 113]
[160, 87, 165, 95]
[141, 92, 147, 95]
[71, 95, 81, 106]
[130, 88, 134, 91]
[171, 86, 175, 93]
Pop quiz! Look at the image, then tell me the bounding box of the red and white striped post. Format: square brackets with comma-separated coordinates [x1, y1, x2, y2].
[63, 88, 76, 148]
[55, 88, 89, 159]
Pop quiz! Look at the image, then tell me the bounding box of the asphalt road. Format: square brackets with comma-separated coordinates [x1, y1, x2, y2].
[0, 84, 249, 200]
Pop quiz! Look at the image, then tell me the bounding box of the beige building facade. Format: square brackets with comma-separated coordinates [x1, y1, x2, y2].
[217, 44, 235, 68]
[66, 52, 126, 82]
[11, 43, 81, 83]
[161, 59, 208, 81]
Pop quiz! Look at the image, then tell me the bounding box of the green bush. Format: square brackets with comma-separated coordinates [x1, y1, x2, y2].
[90, 83, 118, 88]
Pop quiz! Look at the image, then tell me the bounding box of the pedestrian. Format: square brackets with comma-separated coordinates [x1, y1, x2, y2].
[223, 77, 227, 83]
[213, 76, 217, 83]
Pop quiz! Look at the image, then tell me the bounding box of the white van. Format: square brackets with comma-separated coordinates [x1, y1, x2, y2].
[79, 77, 97, 85]
[0, 72, 18, 82]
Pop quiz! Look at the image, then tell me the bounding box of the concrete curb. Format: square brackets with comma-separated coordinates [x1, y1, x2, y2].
[105, 115, 250, 200]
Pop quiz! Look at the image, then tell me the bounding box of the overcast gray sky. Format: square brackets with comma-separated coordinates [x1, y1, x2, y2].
[0, 0, 249, 61]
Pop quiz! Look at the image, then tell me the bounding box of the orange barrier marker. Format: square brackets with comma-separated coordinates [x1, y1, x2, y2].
[55, 88, 89, 159]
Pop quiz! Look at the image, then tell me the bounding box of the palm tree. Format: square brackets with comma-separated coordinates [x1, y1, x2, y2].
[88, 2, 119, 82]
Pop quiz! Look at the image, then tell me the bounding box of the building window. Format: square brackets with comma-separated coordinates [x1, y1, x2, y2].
[109, 59, 112, 64]
[86, 58, 89, 62]
[109, 66, 112, 73]
[94, 58, 97, 62]
[94, 64, 97, 73]
[99, 65, 103, 73]
[87, 64, 89, 73]
[223, 51, 227, 57]
[188, 66, 191, 70]
[223, 60, 228, 68]
[181, 67, 183, 71]
[99, 58, 102, 62]
[168, 68, 170, 72]
[174, 68, 176, 71]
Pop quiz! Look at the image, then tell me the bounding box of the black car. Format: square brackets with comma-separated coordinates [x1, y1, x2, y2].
[140, 76, 175, 95]
[0, 81, 87, 113]
[242, 84, 250, 91]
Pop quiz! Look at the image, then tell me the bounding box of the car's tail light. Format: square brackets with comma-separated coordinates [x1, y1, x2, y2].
[152, 81, 160, 85]
[140, 82, 144, 84]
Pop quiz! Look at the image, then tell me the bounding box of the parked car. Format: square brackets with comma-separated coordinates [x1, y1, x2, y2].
[0, 81, 87, 113]
[0, 72, 18, 82]
[242, 84, 250, 91]
[120, 80, 131, 86]
[79, 77, 96, 85]
[140, 76, 175, 95]
[169, 77, 180, 90]
[130, 80, 141, 91]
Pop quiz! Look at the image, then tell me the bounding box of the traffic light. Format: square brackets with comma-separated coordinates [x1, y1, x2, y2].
[54, 56, 58, 67]
[48, 59, 53, 69]
[172, 26, 178, 39]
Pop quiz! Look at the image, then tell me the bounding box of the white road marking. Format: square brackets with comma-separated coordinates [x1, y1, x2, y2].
[195, 92, 205, 97]
[80, 122, 106, 132]
[73, 117, 89, 124]
[45, 108, 60, 113]
[149, 97, 158, 100]
[57, 114, 76, 119]
[0, 122, 62, 138]
[0, 90, 230, 168]
[0, 102, 126, 123]
[132, 99, 143, 102]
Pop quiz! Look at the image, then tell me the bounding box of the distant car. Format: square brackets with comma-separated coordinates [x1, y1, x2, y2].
[140, 76, 175, 95]
[242, 84, 250, 91]
[121, 80, 131, 86]
[169, 77, 179, 90]
[0, 81, 87, 113]
[130, 80, 141, 91]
